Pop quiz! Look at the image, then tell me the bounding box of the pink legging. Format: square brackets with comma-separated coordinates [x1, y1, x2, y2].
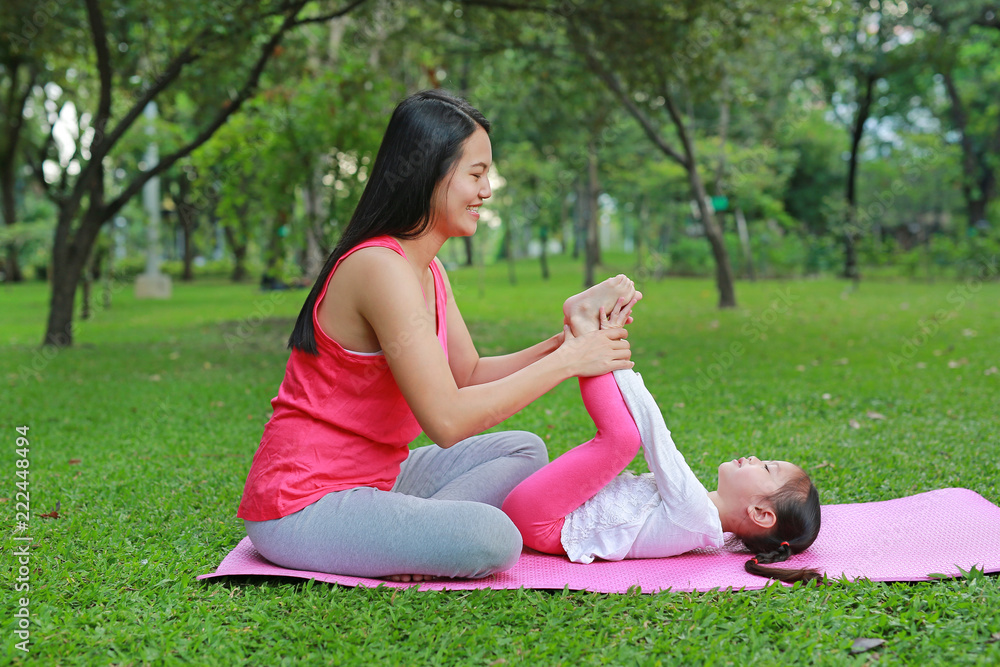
[501, 373, 642, 554]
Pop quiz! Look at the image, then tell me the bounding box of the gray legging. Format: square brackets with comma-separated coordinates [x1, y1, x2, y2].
[244, 431, 547, 579]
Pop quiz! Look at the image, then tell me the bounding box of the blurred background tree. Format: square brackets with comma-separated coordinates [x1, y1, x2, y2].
[3, 0, 998, 346]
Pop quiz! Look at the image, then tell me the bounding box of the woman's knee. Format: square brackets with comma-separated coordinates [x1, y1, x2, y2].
[244, 518, 290, 568]
[509, 430, 548, 471]
[457, 507, 523, 577]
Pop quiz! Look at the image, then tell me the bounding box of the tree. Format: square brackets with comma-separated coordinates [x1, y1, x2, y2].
[0, 2, 82, 282]
[472, 37, 622, 286]
[0, 45, 35, 282]
[803, 0, 927, 281]
[562, 1, 772, 308]
[461, 1, 802, 306]
[913, 0, 1000, 230]
[29, 0, 367, 347]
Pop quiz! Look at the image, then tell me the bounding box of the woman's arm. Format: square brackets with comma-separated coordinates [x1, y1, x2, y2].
[461, 337, 564, 386]
[436, 258, 565, 387]
[342, 251, 632, 448]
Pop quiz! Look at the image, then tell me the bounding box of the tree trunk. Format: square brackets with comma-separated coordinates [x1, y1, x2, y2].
[843, 73, 875, 284]
[539, 225, 550, 280]
[102, 237, 114, 309]
[504, 219, 517, 286]
[224, 222, 248, 282]
[463, 236, 474, 266]
[560, 193, 571, 258]
[0, 163, 24, 282]
[584, 137, 601, 284]
[176, 177, 196, 281]
[635, 194, 647, 278]
[689, 167, 736, 308]
[577, 180, 592, 286]
[43, 159, 111, 347]
[572, 178, 585, 261]
[1, 61, 35, 284]
[668, 90, 736, 307]
[45, 204, 104, 346]
[967, 196, 989, 228]
[81, 269, 92, 321]
[80, 242, 107, 320]
[942, 70, 997, 231]
[263, 210, 288, 285]
[301, 173, 327, 282]
[45, 262, 79, 346]
[181, 219, 195, 281]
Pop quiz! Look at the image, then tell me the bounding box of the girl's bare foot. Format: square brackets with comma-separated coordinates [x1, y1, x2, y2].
[563, 275, 641, 336]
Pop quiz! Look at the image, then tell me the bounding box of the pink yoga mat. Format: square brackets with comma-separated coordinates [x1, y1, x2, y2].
[198, 488, 1000, 593]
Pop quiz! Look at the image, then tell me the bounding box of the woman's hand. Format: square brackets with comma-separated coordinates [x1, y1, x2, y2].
[557, 324, 632, 377]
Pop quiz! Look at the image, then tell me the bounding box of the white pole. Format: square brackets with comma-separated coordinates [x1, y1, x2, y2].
[142, 102, 161, 276]
[135, 101, 172, 298]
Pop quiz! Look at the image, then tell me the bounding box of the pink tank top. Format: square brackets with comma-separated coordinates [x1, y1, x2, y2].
[237, 236, 448, 521]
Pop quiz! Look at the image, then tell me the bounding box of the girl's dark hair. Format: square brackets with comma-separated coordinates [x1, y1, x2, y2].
[735, 472, 822, 585]
[287, 89, 490, 354]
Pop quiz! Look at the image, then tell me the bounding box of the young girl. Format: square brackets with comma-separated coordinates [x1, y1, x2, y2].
[237, 90, 636, 582]
[503, 299, 822, 583]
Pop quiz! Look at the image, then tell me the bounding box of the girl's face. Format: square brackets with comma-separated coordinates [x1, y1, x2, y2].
[428, 127, 493, 238]
[716, 456, 798, 509]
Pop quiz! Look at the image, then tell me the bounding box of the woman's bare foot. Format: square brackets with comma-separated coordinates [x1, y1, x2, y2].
[563, 274, 641, 336]
[385, 573, 434, 583]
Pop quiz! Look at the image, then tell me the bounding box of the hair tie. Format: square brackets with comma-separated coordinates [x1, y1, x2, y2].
[751, 558, 758, 565]
[780, 541, 790, 549]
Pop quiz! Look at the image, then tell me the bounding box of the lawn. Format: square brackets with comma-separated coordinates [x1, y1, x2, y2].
[2, 254, 999, 665]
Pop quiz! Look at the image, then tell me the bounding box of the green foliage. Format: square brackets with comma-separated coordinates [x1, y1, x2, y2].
[159, 258, 238, 281]
[0, 215, 54, 277]
[747, 231, 809, 278]
[666, 235, 715, 276]
[781, 110, 847, 235]
[5, 0, 1000, 343]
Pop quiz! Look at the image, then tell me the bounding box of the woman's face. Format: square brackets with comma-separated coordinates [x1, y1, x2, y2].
[428, 127, 493, 238]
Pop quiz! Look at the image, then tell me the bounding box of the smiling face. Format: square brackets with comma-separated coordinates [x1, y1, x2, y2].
[715, 456, 802, 530]
[428, 126, 493, 239]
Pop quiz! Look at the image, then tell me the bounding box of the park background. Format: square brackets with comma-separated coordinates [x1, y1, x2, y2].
[2, 0, 999, 664]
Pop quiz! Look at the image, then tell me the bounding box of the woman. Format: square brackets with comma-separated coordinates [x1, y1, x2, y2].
[237, 90, 635, 581]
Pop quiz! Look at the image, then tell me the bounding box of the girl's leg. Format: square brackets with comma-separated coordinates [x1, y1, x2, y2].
[501, 372, 641, 554]
[245, 487, 522, 579]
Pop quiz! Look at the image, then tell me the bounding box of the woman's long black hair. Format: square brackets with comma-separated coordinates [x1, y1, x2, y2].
[287, 89, 491, 354]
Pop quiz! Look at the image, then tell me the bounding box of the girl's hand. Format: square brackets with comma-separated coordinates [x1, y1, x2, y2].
[559, 324, 632, 377]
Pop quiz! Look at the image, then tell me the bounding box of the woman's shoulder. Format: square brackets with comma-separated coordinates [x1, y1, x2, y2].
[326, 244, 417, 307]
[336, 243, 409, 275]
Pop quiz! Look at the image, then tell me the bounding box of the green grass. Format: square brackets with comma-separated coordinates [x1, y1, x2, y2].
[2, 253, 999, 666]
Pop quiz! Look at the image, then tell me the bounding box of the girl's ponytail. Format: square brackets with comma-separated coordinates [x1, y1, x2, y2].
[743, 541, 822, 584]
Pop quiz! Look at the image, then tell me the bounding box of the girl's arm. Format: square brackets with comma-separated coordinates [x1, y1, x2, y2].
[344, 251, 632, 448]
